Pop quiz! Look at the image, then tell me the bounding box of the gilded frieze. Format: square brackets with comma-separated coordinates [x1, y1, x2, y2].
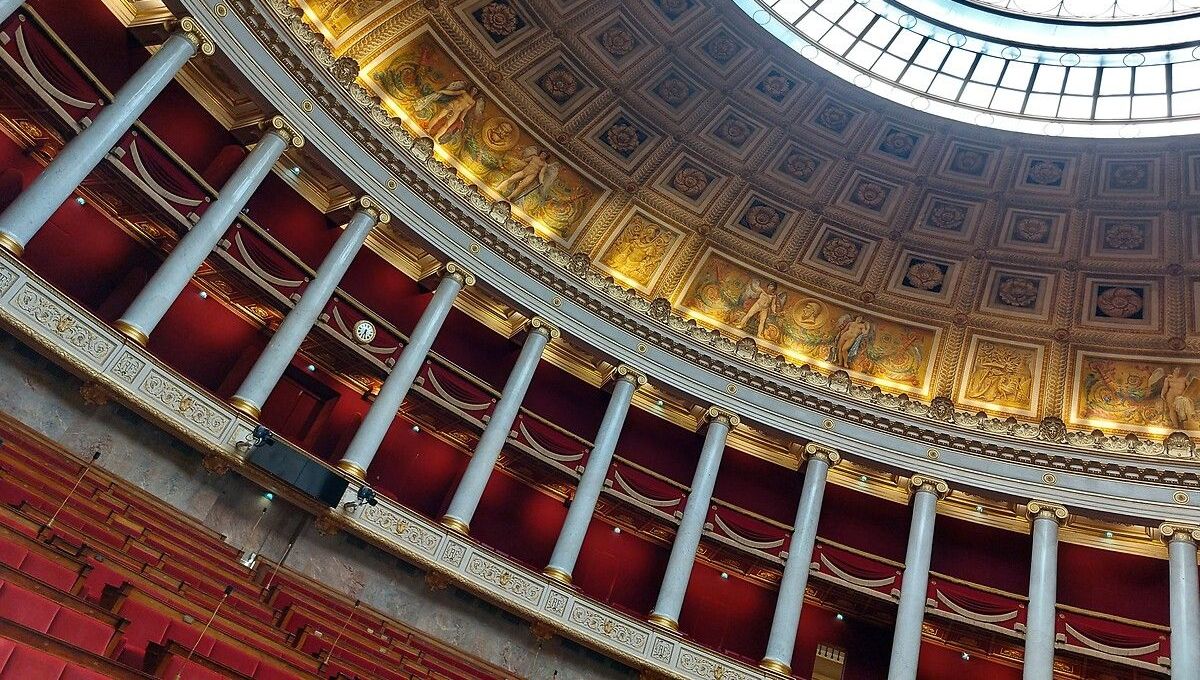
[361, 30, 602, 244]
[958, 335, 1042, 417]
[1073, 352, 1200, 435]
[594, 211, 683, 294]
[678, 250, 939, 395]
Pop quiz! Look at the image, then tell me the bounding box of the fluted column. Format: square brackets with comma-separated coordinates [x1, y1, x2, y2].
[440, 317, 559, 534]
[648, 408, 738, 631]
[1023, 501, 1068, 680]
[1162, 523, 1200, 679]
[229, 198, 389, 419]
[544, 365, 647, 585]
[335, 263, 474, 480]
[760, 443, 841, 675]
[888, 475, 948, 680]
[0, 19, 214, 258]
[114, 117, 303, 345]
[0, 1, 25, 23]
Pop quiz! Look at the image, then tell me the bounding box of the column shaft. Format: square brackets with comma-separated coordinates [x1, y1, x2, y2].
[544, 373, 639, 583]
[649, 415, 732, 629]
[1023, 515, 1060, 680]
[115, 127, 291, 344]
[230, 207, 379, 417]
[888, 486, 939, 680]
[441, 323, 554, 532]
[1169, 536, 1200, 678]
[761, 452, 834, 673]
[335, 269, 467, 480]
[0, 32, 199, 256]
[0, 0, 24, 23]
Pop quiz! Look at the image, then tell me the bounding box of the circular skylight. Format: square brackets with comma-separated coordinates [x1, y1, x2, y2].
[960, 0, 1200, 21]
[737, 0, 1200, 136]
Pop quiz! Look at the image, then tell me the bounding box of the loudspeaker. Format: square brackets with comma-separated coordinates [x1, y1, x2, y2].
[247, 440, 349, 507]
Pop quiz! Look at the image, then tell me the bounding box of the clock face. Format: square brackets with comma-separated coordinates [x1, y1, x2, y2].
[353, 319, 376, 344]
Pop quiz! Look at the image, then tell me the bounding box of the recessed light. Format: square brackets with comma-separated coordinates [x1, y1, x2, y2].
[835, 613, 844, 621]
[720, 572, 728, 580]
[655, 399, 664, 407]
[975, 505, 984, 513]
[264, 492, 274, 501]
[859, 475, 868, 483]
[411, 424, 420, 432]
[961, 652, 970, 661]
[291, 166, 301, 175]
[1105, 531, 1114, 539]
[612, 526, 621, 534]
[74, 196, 85, 205]
[306, 364, 316, 372]
[198, 291, 208, 299]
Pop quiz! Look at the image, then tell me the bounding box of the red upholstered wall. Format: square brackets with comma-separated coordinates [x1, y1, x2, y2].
[818, 482, 910, 562]
[1058, 541, 1168, 624]
[931, 514, 1032, 594]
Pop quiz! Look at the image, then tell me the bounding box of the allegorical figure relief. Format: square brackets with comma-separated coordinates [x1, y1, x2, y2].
[415, 81, 484, 143]
[1157, 366, 1197, 429]
[494, 145, 560, 202]
[830, 314, 872, 368]
[732, 279, 787, 339]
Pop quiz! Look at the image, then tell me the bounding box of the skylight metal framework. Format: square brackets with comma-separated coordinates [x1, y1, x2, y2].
[736, 0, 1200, 136]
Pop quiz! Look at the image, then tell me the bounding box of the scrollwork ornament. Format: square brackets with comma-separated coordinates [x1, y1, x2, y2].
[648, 297, 672, 322]
[355, 195, 391, 224]
[1160, 523, 1200, 545]
[567, 252, 591, 275]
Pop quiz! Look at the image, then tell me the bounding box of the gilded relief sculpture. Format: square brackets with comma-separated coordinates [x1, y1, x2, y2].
[681, 254, 936, 392]
[371, 34, 597, 241]
[1078, 356, 1200, 431]
[598, 216, 676, 290]
[964, 340, 1035, 411]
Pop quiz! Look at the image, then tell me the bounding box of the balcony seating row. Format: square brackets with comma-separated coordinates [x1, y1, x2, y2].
[0, 415, 511, 679]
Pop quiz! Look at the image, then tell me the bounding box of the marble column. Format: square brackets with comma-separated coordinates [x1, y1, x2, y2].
[229, 199, 388, 419]
[335, 264, 474, 480]
[648, 408, 738, 631]
[1162, 523, 1200, 679]
[0, 20, 213, 258]
[1023, 501, 1067, 680]
[888, 475, 948, 680]
[440, 318, 559, 534]
[543, 365, 646, 585]
[0, 0, 25, 23]
[760, 443, 841, 675]
[114, 117, 303, 345]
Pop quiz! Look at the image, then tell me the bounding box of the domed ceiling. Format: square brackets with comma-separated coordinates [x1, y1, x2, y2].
[298, 0, 1200, 439]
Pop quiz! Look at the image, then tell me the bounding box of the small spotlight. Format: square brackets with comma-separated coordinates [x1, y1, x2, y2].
[291, 166, 301, 176]
[306, 364, 316, 372]
[961, 652, 970, 661]
[264, 492, 274, 501]
[975, 505, 984, 513]
[1105, 531, 1114, 539]
[719, 572, 728, 580]
[198, 291, 208, 299]
[835, 613, 844, 621]
[612, 526, 621, 534]
[411, 424, 420, 432]
[858, 475, 868, 483]
[74, 196, 86, 205]
[655, 399, 664, 407]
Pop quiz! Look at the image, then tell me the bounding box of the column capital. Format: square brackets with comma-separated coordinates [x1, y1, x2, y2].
[701, 406, 740, 429]
[443, 261, 476, 287]
[264, 115, 305, 149]
[610, 364, 648, 388]
[1025, 500, 1069, 525]
[908, 474, 949, 499]
[801, 442, 842, 467]
[353, 195, 390, 224]
[175, 17, 216, 57]
[1160, 522, 1200, 545]
[527, 316, 561, 339]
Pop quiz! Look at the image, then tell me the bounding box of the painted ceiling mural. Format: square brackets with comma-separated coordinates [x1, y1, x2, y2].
[295, 0, 1200, 438]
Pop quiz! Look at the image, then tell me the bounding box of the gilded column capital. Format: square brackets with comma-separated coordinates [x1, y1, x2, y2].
[701, 406, 740, 429]
[801, 442, 842, 467]
[175, 17, 216, 57]
[443, 261, 476, 287]
[264, 115, 305, 148]
[908, 474, 950, 500]
[610, 364, 648, 388]
[1025, 500, 1069, 525]
[1160, 522, 1200, 545]
[353, 195, 390, 224]
[527, 316, 561, 339]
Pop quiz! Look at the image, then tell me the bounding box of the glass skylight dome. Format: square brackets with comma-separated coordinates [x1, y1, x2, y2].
[735, 0, 1200, 136]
